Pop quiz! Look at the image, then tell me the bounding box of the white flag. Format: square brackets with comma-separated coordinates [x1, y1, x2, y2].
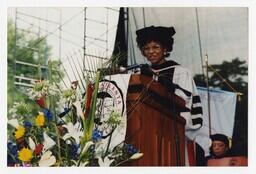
[196, 87, 237, 156]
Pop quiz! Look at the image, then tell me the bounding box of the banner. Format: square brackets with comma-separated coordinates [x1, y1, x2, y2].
[195, 87, 237, 156]
[94, 74, 131, 151]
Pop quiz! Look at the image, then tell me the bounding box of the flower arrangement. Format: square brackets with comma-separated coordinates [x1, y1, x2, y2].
[7, 73, 143, 167]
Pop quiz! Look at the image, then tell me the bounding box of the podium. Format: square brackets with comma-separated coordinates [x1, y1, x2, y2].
[125, 74, 187, 166]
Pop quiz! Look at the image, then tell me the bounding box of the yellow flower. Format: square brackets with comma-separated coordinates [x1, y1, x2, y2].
[14, 125, 25, 139]
[18, 147, 33, 162]
[35, 112, 45, 127]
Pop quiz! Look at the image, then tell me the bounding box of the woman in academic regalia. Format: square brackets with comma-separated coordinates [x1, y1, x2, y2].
[135, 26, 203, 132]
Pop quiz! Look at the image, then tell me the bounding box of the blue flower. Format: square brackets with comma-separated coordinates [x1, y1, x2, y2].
[70, 144, 79, 160]
[23, 121, 32, 129]
[124, 143, 138, 155]
[7, 153, 15, 166]
[7, 141, 19, 166]
[8, 142, 18, 155]
[43, 108, 53, 121]
[92, 130, 103, 142]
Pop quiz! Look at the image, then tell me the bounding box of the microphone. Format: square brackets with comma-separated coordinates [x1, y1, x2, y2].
[119, 64, 143, 72]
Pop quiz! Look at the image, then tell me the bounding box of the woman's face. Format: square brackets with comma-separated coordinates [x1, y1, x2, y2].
[212, 140, 228, 157]
[142, 41, 167, 65]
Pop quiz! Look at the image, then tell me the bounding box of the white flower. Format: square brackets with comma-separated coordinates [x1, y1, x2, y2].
[27, 80, 59, 99]
[38, 151, 56, 167]
[62, 122, 83, 144]
[130, 153, 144, 160]
[43, 132, 56, 152]
[72, 101, 84, 119]
[60, 89, 77, 104]
[8, 119, 19, 128]
[8, 108, 17, 118]
[93, 142, 105, 158]
[28, 137, 36, 151]
[66, 140, 71, 144]
[98, 156, 114, 167]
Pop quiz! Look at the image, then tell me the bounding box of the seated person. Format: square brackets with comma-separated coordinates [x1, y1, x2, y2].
[206, 133, 248, 166]
[207, 133, 231, 160]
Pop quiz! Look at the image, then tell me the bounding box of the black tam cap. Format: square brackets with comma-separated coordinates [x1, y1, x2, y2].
[136, 26, 176, 52]
[210, 134, 229, 147]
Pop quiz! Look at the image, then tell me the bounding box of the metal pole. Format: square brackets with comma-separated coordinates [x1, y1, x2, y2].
[83, 7, 87, 80]
[106, 8, 109, 58]
[125, 8, 129, 51]
[38, 15, 42, 80]
[125, 7, 129, 67]
[59, 8, 62, 62]
[44, 9, 49, 79]
[205, 54, 212, 135]
[195, 8, 205, 78]
[12, 8, 18, 105]
[142, 8, 146, 27]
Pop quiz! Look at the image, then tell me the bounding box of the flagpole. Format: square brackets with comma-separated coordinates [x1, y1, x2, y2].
[196, 7, 211, 135]
[205, 54, 212, 136]
[195, 8, 205, 78]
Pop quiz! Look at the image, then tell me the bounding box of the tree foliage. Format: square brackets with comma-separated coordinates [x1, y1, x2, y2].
[8, 19, 64, 111]
[194, 58, 247, 93]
